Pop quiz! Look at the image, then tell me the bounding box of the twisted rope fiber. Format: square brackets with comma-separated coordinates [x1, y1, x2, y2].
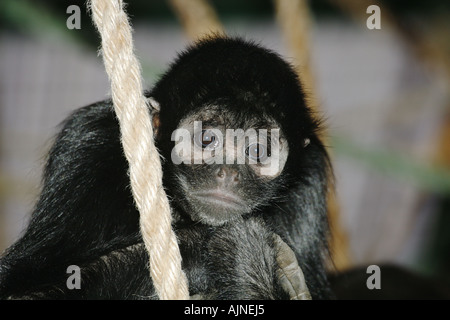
[88, 0, 189, 299]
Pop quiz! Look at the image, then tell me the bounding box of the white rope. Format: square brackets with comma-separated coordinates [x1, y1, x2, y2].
[88, 0, 189, 300]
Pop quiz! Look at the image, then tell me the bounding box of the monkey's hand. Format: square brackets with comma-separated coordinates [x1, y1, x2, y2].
[273, 234, 312, 300]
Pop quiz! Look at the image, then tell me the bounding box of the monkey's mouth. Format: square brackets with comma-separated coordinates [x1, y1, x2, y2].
[187, 190, 249, 226]
[192, 190, 246, 210]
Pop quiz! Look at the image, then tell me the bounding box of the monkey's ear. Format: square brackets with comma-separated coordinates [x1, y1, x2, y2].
[146, 97, 161, 138]
[303, 138, 310, 148]
[147, 97, 161, 113]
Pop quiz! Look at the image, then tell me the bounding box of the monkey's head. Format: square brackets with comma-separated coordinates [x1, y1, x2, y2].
[148, 37, 325, 226]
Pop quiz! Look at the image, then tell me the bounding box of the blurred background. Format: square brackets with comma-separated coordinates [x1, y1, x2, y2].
[1, 0, 449, 298]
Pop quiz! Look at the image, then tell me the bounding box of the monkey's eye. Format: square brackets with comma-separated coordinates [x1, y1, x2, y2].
[245, 143, 270, 162]
[195, 129, 221, 150]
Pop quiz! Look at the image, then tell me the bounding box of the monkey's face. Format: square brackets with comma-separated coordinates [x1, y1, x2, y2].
[163, 105, 290, 226]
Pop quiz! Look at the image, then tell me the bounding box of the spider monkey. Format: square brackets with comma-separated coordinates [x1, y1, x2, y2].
[0, 37, 333, 300]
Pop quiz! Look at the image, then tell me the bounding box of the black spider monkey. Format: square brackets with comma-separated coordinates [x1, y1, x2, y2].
[0, 37, 333, 300]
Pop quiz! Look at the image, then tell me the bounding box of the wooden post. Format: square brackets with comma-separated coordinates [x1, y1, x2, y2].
[167, 0, 225, 40]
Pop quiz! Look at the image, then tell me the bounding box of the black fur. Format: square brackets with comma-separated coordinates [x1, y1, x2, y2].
[0, 37, 332, 299]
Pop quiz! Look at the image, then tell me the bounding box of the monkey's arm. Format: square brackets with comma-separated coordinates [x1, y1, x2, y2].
[5, 244, 155, 300]
[0, 101, 142, 299]
[194, 217, 309, 300]
[265, 143, 333, 300]
[3, 220, 307, 300]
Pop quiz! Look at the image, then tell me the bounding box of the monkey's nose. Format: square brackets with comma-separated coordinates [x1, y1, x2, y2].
[216, 167, 240, 185]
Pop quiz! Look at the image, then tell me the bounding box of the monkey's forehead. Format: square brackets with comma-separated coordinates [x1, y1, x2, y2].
[150, 37, 318, 141]
[151, 37, 304, 114]
[179, 104, 281, 131]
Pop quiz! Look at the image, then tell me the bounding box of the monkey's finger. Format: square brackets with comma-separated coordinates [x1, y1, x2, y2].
[273, 234, 311, 300]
